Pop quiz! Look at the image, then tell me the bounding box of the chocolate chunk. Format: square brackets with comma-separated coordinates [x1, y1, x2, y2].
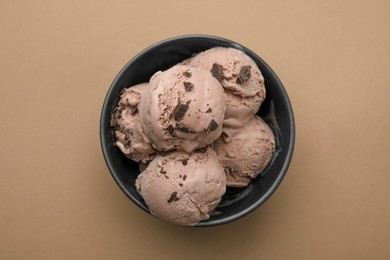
[183, 81, 194, 91]
[179, 183, 183, 187]
[181, 158, 188, 166]
[183, 175, 187, 180]
[205, 108, 212, 113]
[236, 65, 251, 84]
[167, 125, 174, 135]
[173, 103, 189, 121]
[183, 71, 192, 77]
[207, 119, 219, 133]
[211, 63, 224, 82]
[160, 169, 167, 174]
[176, 126, 196, 134]
[167, 192, 179, 203]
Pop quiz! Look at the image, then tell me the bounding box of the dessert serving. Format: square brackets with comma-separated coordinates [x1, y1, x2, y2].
[110, 46, 276, 226]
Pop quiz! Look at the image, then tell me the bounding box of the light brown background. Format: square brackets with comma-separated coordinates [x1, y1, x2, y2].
[1, 0, 389, 259]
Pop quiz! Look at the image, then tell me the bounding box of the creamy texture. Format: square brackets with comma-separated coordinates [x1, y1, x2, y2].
[111, 83, 155, 163]
[135, 147, 226, 226]
[139, 65, 226, 153]
[187, 47, 265, 128]
[212, 116, 275, 188]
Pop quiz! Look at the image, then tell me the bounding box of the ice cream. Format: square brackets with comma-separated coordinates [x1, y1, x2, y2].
[187, 47, 265, 128]
[110, 46, 277, 226]
[135, 147, 226, 226]
[212, 116, 275, 188]
[111, 83, 155, 163]
[139, 65, 226, 153]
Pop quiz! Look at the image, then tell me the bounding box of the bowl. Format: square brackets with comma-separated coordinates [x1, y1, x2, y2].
[100, 35, 295, 227]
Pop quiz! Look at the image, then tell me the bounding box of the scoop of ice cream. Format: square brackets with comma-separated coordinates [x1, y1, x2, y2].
[135, 147, 226, 226]
[139, 65, 226, 153]
[187, 47, 265, 128]
[111, 83, 155, 163]
[212, 116, 275, 188]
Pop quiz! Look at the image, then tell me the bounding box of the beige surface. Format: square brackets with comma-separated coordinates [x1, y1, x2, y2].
[1, 0, 389, 259]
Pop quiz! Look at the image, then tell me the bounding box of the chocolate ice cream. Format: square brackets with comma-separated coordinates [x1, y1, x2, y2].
[135, 147, 226, 226]
[187, 47, 265, 129]
[111, 83, 155, 163]
[139, 65, 226, 153]
[213, 116, 275, 188]
[111, 46, 276, 226]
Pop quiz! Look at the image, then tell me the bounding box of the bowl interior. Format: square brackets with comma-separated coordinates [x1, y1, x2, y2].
[100, 35, 294, 227]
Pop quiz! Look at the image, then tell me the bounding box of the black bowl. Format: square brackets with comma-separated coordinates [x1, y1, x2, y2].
[100, 35, 295, 227]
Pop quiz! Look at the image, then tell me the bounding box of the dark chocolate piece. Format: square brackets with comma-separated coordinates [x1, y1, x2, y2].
[207, 119, 219, 133]
[183, 71, 192, 77]
[183, 175, 187, 180]
[205, 108, 212, 113]
[173, 103, 189, 121]
[181, 158, 188, 166]
[167, 192, 179, 203]
[176, 126, 196, 134]
[236, 65, 251, 84]
[179, 183, 183, 187]
[130, 107, 137, 115]
[211, 63, 224, 82]
[183, 81, 194, 91]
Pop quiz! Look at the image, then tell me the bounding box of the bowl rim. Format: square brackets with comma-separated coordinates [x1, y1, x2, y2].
[100, 34, 295, 227]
